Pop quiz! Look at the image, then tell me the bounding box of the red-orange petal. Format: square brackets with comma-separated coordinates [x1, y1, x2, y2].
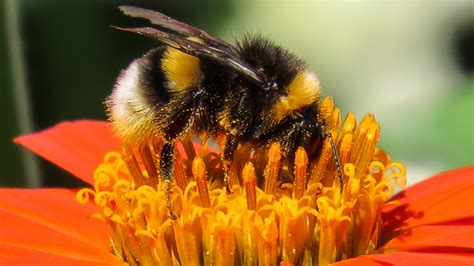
[0, 243, 115, 266]
[0, 188, 123, 265]
[381, 219, 474, 252]
[14, 120, 120, 185]
[331, 256, 382, 266]
[363, 251, 474, 266]
[334, 251, 474, 266]
[383, 166, 474, 234]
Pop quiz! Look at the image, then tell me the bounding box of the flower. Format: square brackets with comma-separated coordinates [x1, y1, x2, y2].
[2, 99, 473, 265]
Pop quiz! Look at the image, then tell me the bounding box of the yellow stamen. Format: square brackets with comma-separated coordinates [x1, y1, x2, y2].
[264, 142, 281, 194]
[215, 227, 236, 266]
[77, 97, 407, 265]
[173, 157, 187, 190]
[293, 147, 308, 199]
[138, 143, 159, 180]
[242, 162, 257, 210]
[309, 136, 332, 185]
[122, 146, 146, 186]
[192, 157, 210, 208]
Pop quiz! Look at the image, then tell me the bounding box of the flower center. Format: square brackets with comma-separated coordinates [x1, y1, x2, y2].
[77, 98, 406, 266]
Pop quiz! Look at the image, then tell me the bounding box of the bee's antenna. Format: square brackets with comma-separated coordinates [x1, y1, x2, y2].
[326, 132, 344, 193]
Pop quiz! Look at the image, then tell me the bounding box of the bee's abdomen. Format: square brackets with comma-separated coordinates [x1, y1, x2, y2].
[139, 48, 172, 105]
[107, 48, 171, 144]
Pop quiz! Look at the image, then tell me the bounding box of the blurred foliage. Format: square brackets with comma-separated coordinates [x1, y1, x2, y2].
[1, 1, 473, 187]
[382, 77, 474, 169]
[1, 1, 26, 186]
[1, 0, 235, 187]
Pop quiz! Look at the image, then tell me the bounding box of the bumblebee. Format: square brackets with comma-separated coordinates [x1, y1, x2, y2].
[108, 6, 343, 196]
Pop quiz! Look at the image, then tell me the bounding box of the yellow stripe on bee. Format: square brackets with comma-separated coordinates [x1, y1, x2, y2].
[273, 70, 321, 120]
[162, 47, 201, 93]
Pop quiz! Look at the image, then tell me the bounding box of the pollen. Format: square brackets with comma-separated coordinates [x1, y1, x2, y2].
[77, 97, 407, 266]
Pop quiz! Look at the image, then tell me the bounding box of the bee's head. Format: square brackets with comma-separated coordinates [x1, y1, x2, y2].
[238, 35, 302, 92]
[238, 36, 321, 122]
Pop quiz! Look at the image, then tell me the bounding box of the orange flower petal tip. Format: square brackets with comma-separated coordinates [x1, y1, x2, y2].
[0, 242, 124, 266]
[383, 166, 474, 233]
[364, 251, 474, 266]
[383, 221, 474, 252]
[331, 256, 381, 266]
[14, 120, 120, 185]
[0, 188, 123, 265]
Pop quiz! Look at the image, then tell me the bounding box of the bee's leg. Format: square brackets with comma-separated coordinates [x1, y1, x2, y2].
[159, 96, 194, 219]
[160, 142, 178, 219]
[222, 134, 238, 192]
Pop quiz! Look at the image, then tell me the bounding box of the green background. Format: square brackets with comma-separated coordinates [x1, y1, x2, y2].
[1, 0, 473, 188]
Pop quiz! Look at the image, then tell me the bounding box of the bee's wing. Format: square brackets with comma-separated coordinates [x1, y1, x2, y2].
[119, 6, 238, 55]
[114, 26, 266, 84]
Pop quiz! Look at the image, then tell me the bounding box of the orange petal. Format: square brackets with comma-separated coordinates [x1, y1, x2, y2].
[331, 256, 381, 266]
[381, 219, 474, 252]
[383, 166, 474, 234]
[14, 120, 120, 185]
[0, 188, 123, 265]
[0, 243, 116, 266]
[362, 251, 474, 266]
[334, 251, 474, 266]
